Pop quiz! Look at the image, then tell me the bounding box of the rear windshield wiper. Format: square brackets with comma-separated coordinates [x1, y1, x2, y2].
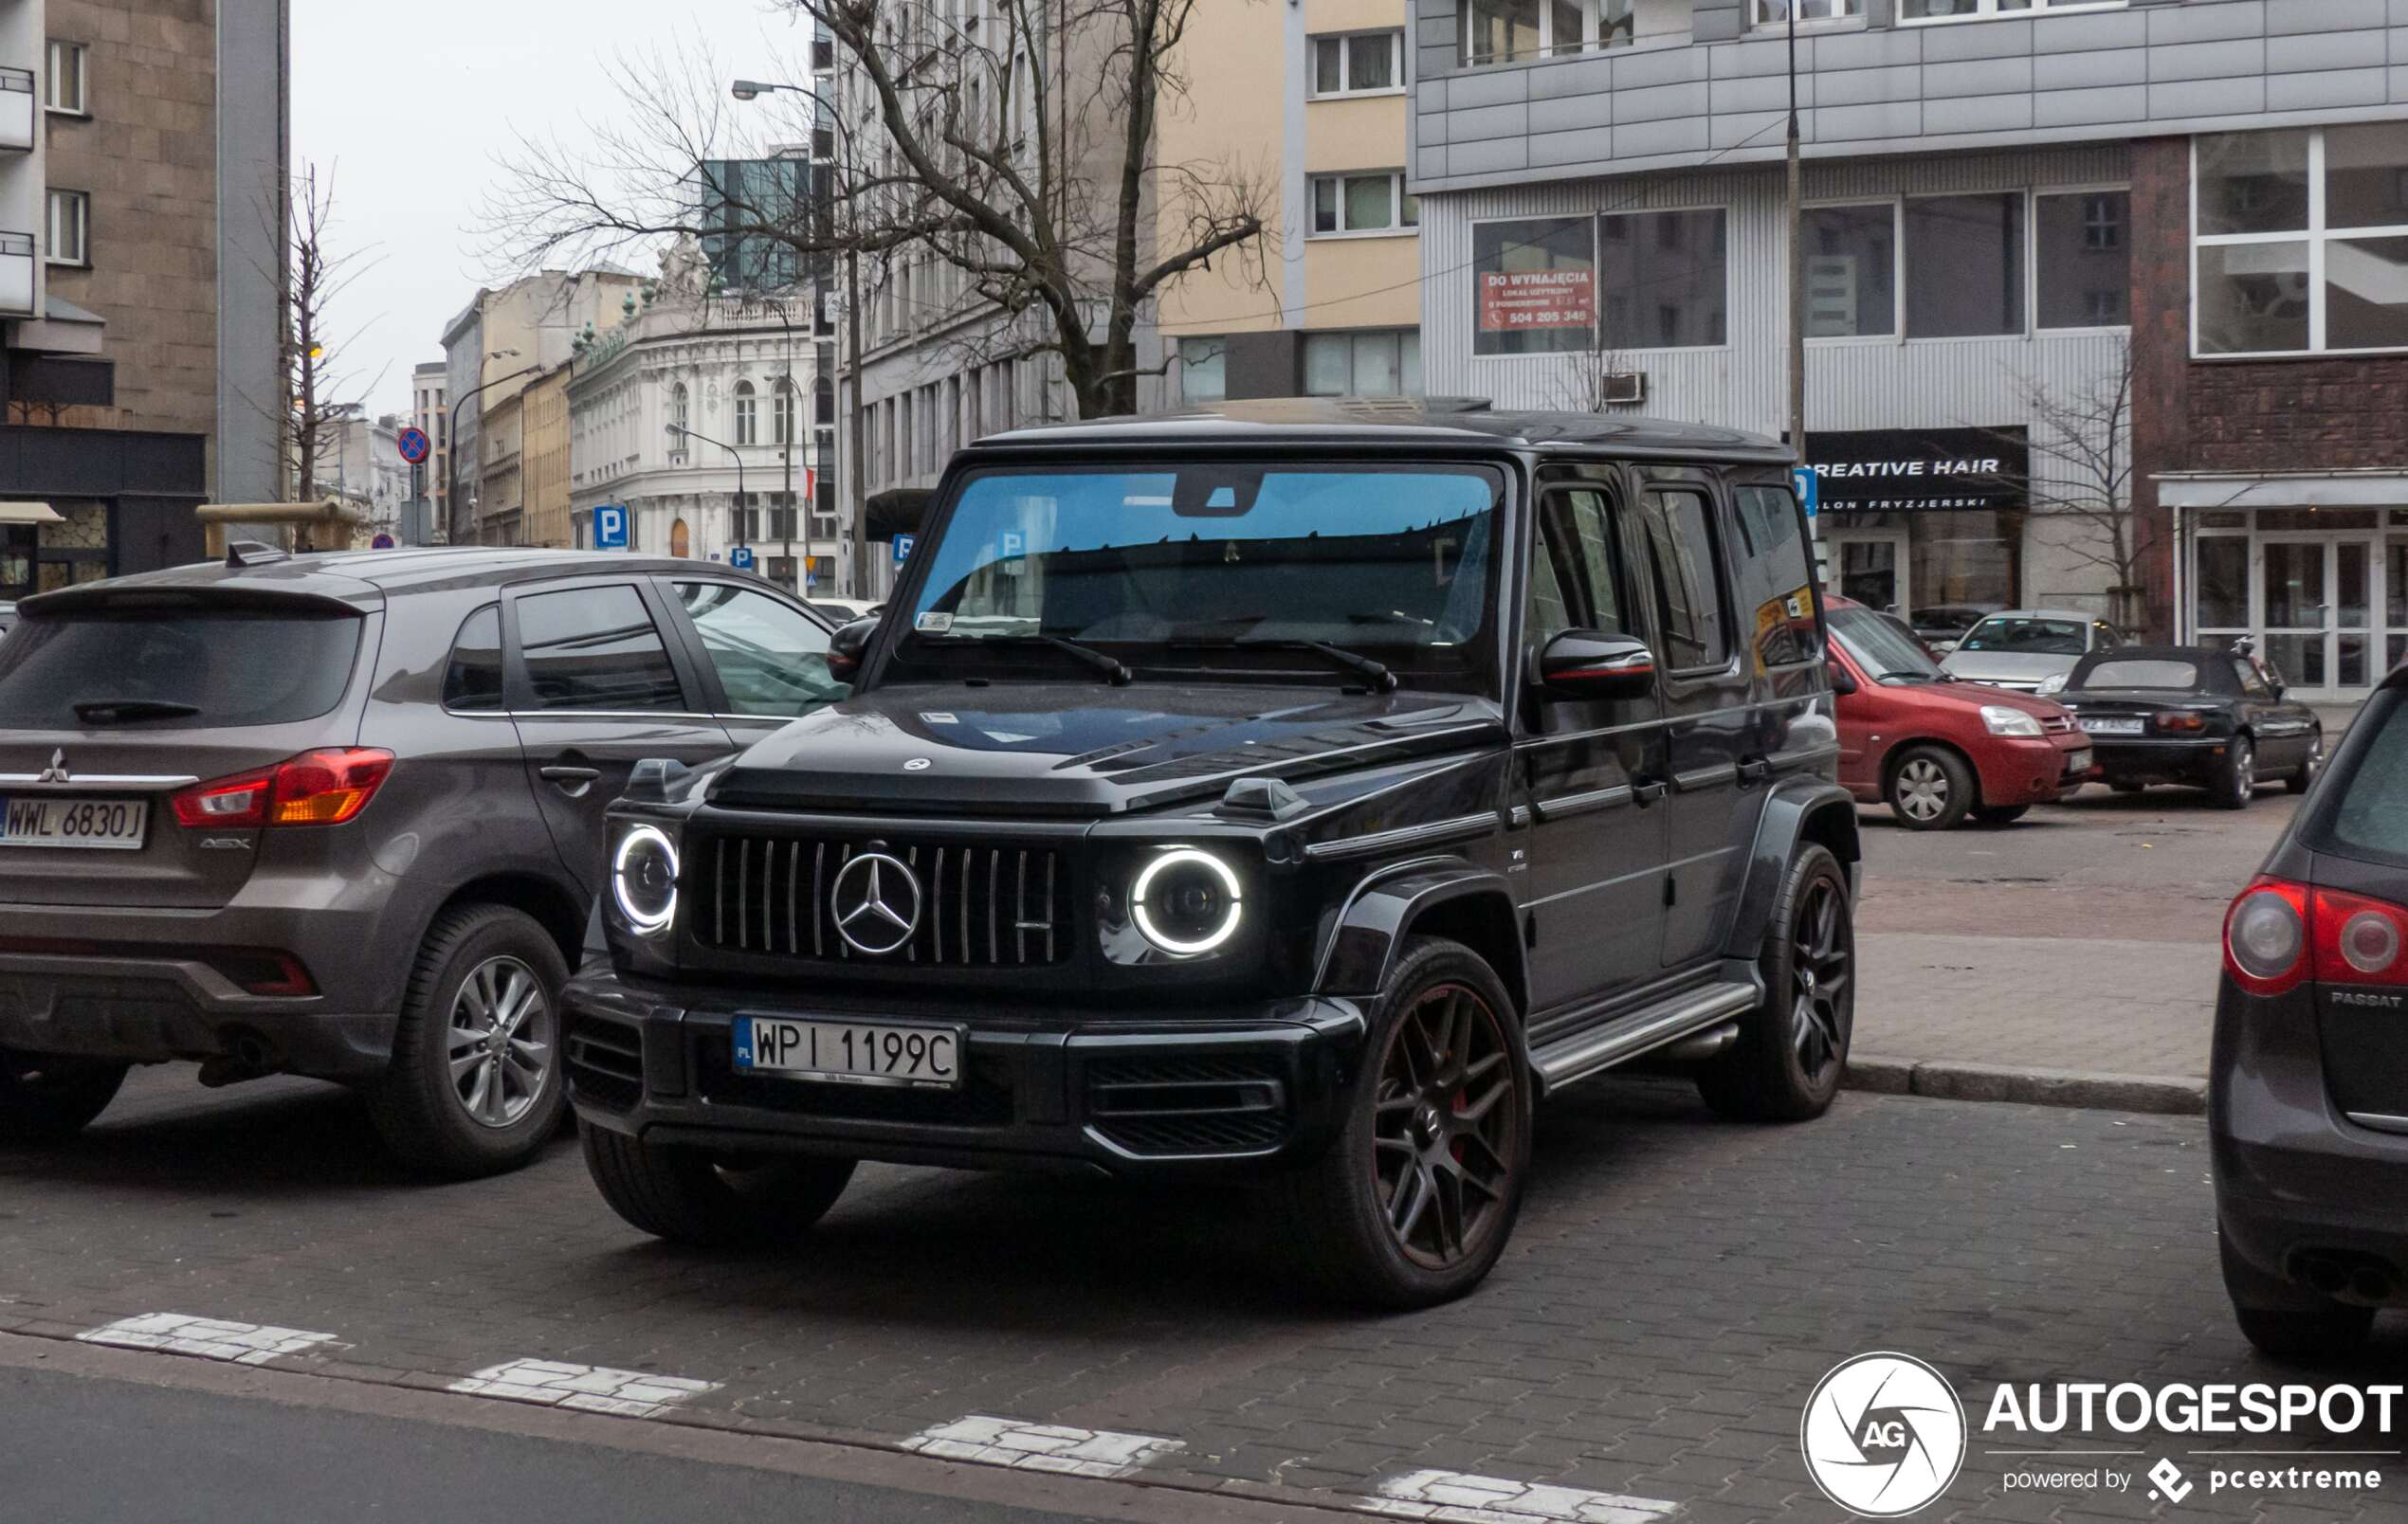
[73, 698, 200, 724]
[1171, 637, 1398, 693]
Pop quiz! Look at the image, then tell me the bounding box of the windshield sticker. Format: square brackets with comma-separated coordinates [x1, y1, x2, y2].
[984, 731, 1036, 743]
[921, 712, 958, 725]
[915, 612, 954, 633]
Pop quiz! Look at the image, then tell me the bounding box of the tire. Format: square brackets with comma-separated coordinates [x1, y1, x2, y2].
[1886, 746, 1975, 831]
[2288, 729, 2325, 795]
[2109, 780, 2145, 794]
[364, 904, 571, 1178]
[2221, 1233, 2375, 1362]
[0, 1049, 127, 1144]
[2213, 735, 2256, 811]
[1281, 936, 1531, 1310]
[1699, 844, 1854, 1124]
[1970, 805, 2029, 826]
[581, 1123, 856, 1247]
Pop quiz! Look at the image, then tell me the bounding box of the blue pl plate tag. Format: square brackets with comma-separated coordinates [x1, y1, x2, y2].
[733, 1016, 757, 1069]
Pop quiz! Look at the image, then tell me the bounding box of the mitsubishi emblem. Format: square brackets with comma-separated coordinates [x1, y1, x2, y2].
[37, 749, 68, 784]
[830, 850, 923, 956]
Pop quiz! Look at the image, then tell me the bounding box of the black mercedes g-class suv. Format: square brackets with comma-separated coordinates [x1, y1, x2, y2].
[563, 402, 1860, 1307]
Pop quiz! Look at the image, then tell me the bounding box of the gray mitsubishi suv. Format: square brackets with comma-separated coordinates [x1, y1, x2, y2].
[0, 546, 843, 1173]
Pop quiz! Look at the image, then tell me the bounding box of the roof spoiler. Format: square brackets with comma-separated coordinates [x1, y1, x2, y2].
[226, 539, 291, 568]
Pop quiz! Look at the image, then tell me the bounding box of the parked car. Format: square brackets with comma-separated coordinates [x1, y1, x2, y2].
[2052, 646, 2320, 810]
[808, 597, 877, 624]
[2215, 662, 2408, 1357]
[1825, 595, 2091, 830]
[0, 601, 17, 637]
[1908, 604, 1994, 657]
[1939, 608, 2127, 692]
[0, 547, 844, 1173]
[562, 403, 1863, 1308]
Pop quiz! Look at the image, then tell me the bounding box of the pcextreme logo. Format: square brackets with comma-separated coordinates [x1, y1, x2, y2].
[1800, 1352, 1968, 1517]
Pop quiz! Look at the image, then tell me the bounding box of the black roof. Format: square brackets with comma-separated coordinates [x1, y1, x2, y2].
[971, 398, 1792, 463]
[19, 546, 743, 614]
[2076, 645, 2225, 665]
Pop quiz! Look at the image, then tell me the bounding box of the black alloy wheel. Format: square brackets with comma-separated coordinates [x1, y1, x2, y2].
[1698, 844, 1854, 1123]
[1370, 981, 1521, 1272]
[1786, 874, 1852, 1089]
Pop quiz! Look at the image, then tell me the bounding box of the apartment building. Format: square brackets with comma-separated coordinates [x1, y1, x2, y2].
[410, 359, 447, 544]
[1412, 0, 2408, 698]
[1158, 0, 1423, 403]
[0, 0, 285, 597]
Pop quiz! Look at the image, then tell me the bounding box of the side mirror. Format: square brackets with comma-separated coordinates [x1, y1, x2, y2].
[826, 614, 878, 680]
[1826, 661, 1859, 697]
[1536, 629, 1655, 701]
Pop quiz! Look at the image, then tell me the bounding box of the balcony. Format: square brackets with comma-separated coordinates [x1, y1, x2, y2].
[0, 67, 31, 152]
[0, 231, 34, 315]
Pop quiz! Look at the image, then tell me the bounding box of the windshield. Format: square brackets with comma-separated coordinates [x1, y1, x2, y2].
[1828, 606, 1943, 682]
[898, 464, 1503, 690]
[2074, 658, 2200, 692]
[1958, 616, 2087, 656]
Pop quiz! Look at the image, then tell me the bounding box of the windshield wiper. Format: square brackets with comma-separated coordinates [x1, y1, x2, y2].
[73, 698, 200, 724]
[1170, 637, 1398, 692]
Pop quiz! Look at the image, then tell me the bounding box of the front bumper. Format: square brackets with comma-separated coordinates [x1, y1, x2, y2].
[2212, 978, 2408, 1305]
[562, 961, 1371, 1178]
[1969, 734, 2094, 807]
[2084, 735, 2230, 786]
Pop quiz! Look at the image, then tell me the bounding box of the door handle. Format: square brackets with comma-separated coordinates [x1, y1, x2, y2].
[1633, 779, 1669, 806]
[1738, 757, 1774, 785]
[539, 764, 602, 798]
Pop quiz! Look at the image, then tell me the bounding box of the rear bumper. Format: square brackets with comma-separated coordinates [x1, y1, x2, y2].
[2086, 735, 2227, 785]
[563, 961, 1370, 1178]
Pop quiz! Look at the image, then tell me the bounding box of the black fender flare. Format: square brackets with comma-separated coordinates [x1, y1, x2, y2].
[1312, 858, 1527, 1015]
[1720, 776, 1861, 960]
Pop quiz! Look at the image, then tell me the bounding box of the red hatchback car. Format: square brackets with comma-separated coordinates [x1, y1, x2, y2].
[1826, 596, 2094, 829]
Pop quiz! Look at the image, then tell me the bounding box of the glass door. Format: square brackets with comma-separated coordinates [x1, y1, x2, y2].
[1825, 531, 1910, 615]
[2260, 535, 2373, 697]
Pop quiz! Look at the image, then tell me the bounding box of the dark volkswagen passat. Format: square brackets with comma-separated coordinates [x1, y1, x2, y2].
[0, 548, 842, 1173]
[565, 403, 1864, 1308]
[2052, 645, 2321, 809]
[2216, 662, 2408, 1356]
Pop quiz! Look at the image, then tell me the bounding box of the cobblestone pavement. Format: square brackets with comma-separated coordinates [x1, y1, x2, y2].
[4, 1068, 2399, 1522]
[1852, 785, 2300, 1080]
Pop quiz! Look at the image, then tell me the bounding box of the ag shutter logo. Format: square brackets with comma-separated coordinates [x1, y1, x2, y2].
[1801, 1352, 1968, 1517]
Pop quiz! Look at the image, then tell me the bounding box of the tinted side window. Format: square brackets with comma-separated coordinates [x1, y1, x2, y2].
[442, 605, 504, 712]
[1526, 487, 1625, 649]
[2323, 696, 2408, 866]
[515, 586, 685, 712]
[1733, 484, 1818, 667]
[1635, 488, 1730, 671]
[674, 582, 846, 717]
[2232, 658, 2272, 698]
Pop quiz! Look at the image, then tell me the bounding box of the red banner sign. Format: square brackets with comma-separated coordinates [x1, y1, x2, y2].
[1477, 268, 1595, 333]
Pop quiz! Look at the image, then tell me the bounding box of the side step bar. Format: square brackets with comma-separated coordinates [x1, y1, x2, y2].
[1529, 982, 1759, 1092]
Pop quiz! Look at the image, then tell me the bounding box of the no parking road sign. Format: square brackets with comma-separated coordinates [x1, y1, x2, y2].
[396, 426, 431, 466]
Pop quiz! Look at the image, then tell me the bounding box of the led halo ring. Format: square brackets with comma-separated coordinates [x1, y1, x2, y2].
[1131, 846, 1244, 955]
[611, 824, 681, 935]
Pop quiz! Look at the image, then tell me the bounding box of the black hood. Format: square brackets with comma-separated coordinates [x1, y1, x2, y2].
[707, 681, 1505, 817]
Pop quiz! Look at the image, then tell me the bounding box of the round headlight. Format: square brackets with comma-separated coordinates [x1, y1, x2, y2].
[1131, 847, 1243, 955]
[612, 825, 680, 935]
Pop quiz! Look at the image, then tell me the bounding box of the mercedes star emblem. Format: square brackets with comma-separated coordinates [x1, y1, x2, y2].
[830, 850, 923, 955]
[37, 749, 68, 784]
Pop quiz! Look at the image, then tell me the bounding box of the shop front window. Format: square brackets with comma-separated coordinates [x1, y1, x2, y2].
[1472, 217, 1596, 356]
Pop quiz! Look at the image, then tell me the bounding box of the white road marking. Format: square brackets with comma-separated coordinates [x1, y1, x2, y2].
[1367, 1469, 1682, 1524]
[76, 1313, 337, 1366]
[902, 1415, 1185, 1478]
[447, 1359, 719, 1418]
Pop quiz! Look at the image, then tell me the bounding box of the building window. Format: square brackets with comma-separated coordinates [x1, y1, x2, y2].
[45, 189, 87, 266]
[1751, 0, 1861, 25]
[1473, 216, 1596, 356]
[1310, 172, 1417, 236]
[1312, 31, 1403, 96]
[1304, 329, 1422, 396]
[2198, 126, 2408, 355]
[1802, 204, 1896, 338]
[669, 382, 689, 437]
[1904, 193, 2024, 337]
[733, 381, 757, 444]
[1600, 209, 1727, 350]
[773, 378, 796, 444]
[45, 40, 84, 115]
[1901, 0, 2120, 20]
[1177, 337, 1227, 404]
[1460, 0, 1634, 66]
[2035, 190, 2129, 329]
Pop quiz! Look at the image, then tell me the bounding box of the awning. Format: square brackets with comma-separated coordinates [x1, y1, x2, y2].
[0, 500, 63, 525]
[2154, 471, 2408, 511]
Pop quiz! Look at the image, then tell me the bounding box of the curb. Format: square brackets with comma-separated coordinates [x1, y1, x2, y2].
[1844, 1054, 2206, 1116]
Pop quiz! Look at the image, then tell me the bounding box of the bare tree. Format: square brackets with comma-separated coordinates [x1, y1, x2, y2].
[1989, 341, 2150, 631]
[281, 163, 383, 503]
[485, 1, 1274, 419]
[1550, 339, 1638, 414]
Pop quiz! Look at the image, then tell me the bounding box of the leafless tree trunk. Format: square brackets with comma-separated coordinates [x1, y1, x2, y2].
[484, 1, 1272, 420]
[1984, 340, 2149, 630]
[280, 164, 381, 504]
[1550, 342, 1638, 414]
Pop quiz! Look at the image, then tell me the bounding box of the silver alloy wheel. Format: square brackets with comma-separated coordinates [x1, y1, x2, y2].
[2232, 737, 2254, 806]
[1894, 757, 1950, 822]
[446, 954, 552, 1130]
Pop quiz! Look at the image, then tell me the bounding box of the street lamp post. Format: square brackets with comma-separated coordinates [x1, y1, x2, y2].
[667, 422, 747, 560]
[734, 76, 871, 601]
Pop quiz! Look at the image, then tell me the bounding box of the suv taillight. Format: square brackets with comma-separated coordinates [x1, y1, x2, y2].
[171, 749, 393, 830]
[2222, 875, 2408, 994]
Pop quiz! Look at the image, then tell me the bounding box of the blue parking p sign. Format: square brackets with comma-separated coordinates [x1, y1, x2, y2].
[593, 504, 629, 550]
[893, 534, 916, 566]
[729, 545, 756, 572]
[1792, 466, 1819, 519]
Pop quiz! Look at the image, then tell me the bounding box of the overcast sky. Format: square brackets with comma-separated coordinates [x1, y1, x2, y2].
[293, 0, 814, 421]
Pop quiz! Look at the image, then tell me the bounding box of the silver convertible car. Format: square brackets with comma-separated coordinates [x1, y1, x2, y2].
[1939, 608, 2128, 693]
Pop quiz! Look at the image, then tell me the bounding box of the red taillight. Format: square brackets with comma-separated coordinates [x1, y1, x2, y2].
[2156, 710, 2207, 732]
[2311, 885, 2408, 986]
[2225, 876, 2308, 995]
[172, 749, 393, 831]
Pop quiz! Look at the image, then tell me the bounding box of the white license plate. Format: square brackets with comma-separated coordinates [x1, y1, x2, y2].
[0, 796, 149, 850]
[2066, 749, 2093, 774]
[2081, 717, 2144, 735]
[733, 1016, 962, 1090]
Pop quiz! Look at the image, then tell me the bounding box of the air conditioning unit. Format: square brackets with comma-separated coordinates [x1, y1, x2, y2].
[1600, 371, 1647, 407]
